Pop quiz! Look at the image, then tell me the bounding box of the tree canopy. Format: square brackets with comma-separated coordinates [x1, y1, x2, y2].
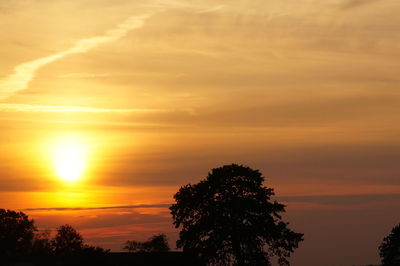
[52, 224, 85, 254]
[170, 164, 303, 266]
[52, 224, 108, 256]
[379, 222, 400, 266]
[0, 209, 36, 259]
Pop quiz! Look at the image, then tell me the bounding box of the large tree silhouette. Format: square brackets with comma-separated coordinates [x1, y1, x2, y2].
[170, 164, 303, 266]
[379, 222, 400, 266]
[0, 209, 36, 260]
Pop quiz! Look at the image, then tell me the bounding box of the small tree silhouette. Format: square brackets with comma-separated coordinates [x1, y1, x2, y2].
[51, 224, 108, 265]
[52, 224, 85, 255]
[0, 209, 36, 260]
[124, 239, 141, 252]
[379, 222, 400, 266]
[124, 233, 170, 252]
[170, 164, 303, 266]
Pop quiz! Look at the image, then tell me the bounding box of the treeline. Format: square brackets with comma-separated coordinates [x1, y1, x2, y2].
[0, 209, 172, 266]
[0, 209, 108, 265]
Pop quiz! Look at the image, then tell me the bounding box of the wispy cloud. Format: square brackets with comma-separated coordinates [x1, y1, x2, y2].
[21, 204, 171, 212]
[278, 193, 400, 206]
[341, 0, 379, 9]
[0, 14, 151, 100]
[196, 5, 225, 14]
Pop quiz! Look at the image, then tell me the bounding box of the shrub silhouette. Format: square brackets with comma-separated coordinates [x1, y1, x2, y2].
[170, 164, 303, 266]
[124, 233, 170, 252]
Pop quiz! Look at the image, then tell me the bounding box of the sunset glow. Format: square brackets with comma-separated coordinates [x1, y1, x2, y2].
[52, 138, 87, 182]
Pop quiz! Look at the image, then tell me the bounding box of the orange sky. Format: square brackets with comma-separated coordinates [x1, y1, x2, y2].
[1, 0, 400, 265]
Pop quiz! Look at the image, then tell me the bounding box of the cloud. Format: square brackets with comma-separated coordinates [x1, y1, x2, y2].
[196, 5, 225, 14]
[0, 14, 151, 100]
[341, 0, 379, 9]
[23, 193, 400, 215]
[278, 193, 400, 206]
[20, 203, 171, 212]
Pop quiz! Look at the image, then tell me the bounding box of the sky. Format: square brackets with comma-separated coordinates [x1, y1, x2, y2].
[1, 0, 400, 265]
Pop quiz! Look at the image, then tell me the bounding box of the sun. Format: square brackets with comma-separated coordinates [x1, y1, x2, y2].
[52, 138, 87, 182]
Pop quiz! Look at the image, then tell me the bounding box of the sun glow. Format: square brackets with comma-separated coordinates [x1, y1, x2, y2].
[52, 138, 87, 182]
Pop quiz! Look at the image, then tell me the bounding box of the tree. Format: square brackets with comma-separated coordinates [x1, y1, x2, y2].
[52, 224, 85, 255]
[51, 224, 108, 266]
[145, 234, 170, 252]
[170, 164, 303, 266]
[124, 239, 141, 252]
[51, 224, 108, 254]
[0, 209, 36, 259]
[379, 223, 400, 266]
[124, 233, 170, 252]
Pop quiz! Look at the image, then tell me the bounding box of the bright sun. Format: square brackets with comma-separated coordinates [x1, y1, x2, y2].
[52, 138, 87, 182]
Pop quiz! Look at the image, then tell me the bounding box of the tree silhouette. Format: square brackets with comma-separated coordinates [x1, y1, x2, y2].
[52, 224, 85, 255]
[170, 164, 303, 266]
[124, 239, 141, 252]
[379, 222, 400, 266]
[52, 224, 108, 254]
[124, 233, 170, 252]
[51, 224, 108, 265]
[0, 209, 36, 260]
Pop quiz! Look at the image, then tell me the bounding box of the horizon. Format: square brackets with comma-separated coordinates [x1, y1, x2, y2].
[1, 0, 400, 265]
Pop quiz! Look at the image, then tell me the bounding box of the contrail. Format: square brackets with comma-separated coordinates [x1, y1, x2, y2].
[0, 14, 151, 100]
[0, 4, 225, 101]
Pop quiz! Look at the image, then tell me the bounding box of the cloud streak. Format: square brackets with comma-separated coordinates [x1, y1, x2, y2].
[23, 193, 400, 212]
[278, 193, 400, 206]
[196, 5, 225, 14]
[20, 203, 171, 212]
[341, 0, 379, 9]
[0, 14, 151, 100]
